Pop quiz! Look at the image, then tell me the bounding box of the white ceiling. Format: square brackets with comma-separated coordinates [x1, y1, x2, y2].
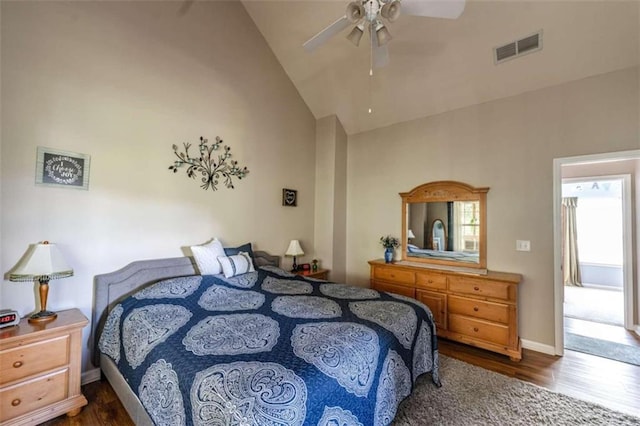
[242, 0, 639, 134]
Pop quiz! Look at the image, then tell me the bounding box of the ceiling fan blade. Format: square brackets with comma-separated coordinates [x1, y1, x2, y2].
[372, 32, 390, 69]
[303, 15, 352, 52]
[401, 0, 465, 19]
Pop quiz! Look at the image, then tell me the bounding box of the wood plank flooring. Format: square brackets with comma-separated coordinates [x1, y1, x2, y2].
[38, 337, 640, 425]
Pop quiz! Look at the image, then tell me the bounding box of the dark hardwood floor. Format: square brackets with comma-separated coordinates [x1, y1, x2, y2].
[39, 338, 640, 425]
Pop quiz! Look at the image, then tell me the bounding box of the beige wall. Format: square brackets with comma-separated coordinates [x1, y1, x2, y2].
[347, 67, 639, 347]
[0, 1, 316, 371]
[314, 115, 347, 281]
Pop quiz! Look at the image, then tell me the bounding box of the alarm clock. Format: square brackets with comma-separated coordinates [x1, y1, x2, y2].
[0, 309, 20, 329]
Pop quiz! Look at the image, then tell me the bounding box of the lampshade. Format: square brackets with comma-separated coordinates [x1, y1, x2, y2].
[9, 241, 73, 282]
[346, 25, 364, 46]
[285, 240, 304, 257]
[408, 229, 416, 239]
[381, 0, 401, 22]
[375, 23, 392, 46]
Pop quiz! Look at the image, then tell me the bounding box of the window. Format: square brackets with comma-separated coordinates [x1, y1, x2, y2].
[454, 201, 479, 252]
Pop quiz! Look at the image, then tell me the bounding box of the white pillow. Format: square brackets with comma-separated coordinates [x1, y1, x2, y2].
[191, 238, 225, 275]
[218, 252, 255, 278]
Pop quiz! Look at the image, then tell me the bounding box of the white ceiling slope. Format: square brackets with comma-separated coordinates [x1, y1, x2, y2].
[242, 0, 639, 135]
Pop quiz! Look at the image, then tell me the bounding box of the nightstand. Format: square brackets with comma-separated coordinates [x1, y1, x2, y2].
[0, 308, 88, 425]
[295, 269, 330, 280]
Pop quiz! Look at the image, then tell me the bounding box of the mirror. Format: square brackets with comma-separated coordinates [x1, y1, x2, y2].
[401, 181, 488, 270]
[431, 218, 447, 251]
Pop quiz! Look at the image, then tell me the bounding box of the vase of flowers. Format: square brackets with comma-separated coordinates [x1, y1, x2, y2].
[380, 235, 400, 263]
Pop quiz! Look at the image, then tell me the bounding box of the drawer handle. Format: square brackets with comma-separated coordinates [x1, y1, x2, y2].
[428, 279, 433, 283]
[473, 307, 479, 312]
[11, 399, 21, 407]
[473, 286, 480, 291]
[473, 327, 479, 332]
[13, 361, 23, 368]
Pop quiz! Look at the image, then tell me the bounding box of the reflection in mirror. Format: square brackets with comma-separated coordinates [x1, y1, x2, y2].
[407, 202, 479, 263]
[401, 181, 488, 270]
[432, 219, 446, 251]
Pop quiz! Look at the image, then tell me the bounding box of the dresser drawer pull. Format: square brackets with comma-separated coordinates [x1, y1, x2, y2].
[428, 279, 433, 283]
[473, 327, 479, 332]
[474, 286, 480, 291]
[473, 307, 479, 312]
[13, 361, 23, 368]
[11, 399, 21, 407]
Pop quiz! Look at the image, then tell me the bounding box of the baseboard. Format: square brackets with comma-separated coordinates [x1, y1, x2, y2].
[521, 339, 556, 356]
[82, 367, 101, 385]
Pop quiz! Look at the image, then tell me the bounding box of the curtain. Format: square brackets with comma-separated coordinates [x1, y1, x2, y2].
[562, 197, 582, 286]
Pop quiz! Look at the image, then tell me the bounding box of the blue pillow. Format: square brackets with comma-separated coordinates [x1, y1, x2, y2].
[224, 243, 254, 260]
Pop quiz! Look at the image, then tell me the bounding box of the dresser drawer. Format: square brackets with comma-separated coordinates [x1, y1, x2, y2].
[448, 314, 509, 346]
[416, 290, 447, 330]
[448, 276, 511, 301]
[415, 271, 447, 290]
[373, 267, 415, 285]
[0, 368, 69, 422]
[0, 335, 69, 385]
[448, 296, 510, 324]
[372, 281, 416, 298]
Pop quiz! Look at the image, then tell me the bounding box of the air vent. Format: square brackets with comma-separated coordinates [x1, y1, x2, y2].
[494, 30, 543, 64]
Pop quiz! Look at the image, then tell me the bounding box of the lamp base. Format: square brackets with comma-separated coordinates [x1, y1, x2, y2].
[28, 310, 57, 324]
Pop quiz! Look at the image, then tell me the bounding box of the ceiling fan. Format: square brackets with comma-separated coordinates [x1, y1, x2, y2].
[303, 0, 465, 69]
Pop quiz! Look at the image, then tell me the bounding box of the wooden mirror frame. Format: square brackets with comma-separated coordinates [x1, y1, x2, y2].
[401, 181, 489, 270]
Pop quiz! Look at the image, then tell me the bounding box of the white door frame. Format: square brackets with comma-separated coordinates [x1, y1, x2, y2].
[553, 150, 639, 356]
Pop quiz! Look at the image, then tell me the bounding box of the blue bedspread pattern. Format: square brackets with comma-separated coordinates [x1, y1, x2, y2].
[99, 266, 440, 426]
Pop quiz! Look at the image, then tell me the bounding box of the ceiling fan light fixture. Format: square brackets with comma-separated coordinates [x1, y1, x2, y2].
[346, 25, 365, 46]
[346, 2, 365, 23]
[375, 23, 392, 46]
[381, 1, 401, 22]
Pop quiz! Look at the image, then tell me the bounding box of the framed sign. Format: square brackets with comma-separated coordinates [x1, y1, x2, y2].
[282, 188, 297, 206]
[36, 147, 90, 190]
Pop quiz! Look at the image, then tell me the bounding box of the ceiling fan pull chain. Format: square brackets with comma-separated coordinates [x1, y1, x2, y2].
[368, 23, 374, 114]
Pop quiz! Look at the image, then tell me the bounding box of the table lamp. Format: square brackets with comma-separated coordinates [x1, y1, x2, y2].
[285, 240, 304, 272]
[9, 241, 73, 324]
[408, 229, 416, 240]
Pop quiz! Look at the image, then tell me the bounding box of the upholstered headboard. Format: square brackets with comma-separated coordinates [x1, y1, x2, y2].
[90, 251, 279, 367]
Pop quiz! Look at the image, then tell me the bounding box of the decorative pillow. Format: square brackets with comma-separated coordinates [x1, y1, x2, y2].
[191, 238, 225, 275]
[218, 252, 255, 278]
[224, 242, 255, 260]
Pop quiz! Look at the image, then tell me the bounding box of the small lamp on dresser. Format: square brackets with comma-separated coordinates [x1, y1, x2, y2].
[9, 241, 73, 324]
[285, 240, 304, 272]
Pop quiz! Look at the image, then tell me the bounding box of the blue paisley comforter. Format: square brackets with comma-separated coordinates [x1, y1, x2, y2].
[98, 265, 440, 426]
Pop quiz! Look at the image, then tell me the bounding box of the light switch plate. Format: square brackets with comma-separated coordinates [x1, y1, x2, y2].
[516, 240, 531, 251]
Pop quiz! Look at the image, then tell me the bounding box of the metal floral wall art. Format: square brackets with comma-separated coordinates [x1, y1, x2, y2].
[169, 136, 249, 191]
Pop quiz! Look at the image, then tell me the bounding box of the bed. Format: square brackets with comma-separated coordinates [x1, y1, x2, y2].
[91, 251, 440, 426]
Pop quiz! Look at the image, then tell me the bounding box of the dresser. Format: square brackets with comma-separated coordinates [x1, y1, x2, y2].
[0, 309, 88, 425]
[369, 259, 522, 361]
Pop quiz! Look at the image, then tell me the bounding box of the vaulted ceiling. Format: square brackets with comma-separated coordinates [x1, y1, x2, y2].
[242, 0, 639, 134]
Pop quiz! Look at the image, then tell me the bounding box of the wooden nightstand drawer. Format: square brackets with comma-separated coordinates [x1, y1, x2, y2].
[373, 267, 415, 285]
[448, 276, 511, 301]
[0, 309, 88, 425]
[0, 336, 69, 385]
[0, 369, 68, 422]
[448, 296, 510, 324]
[415, 271, 447, 290]
[296, 269, 329, 280]
[448, 314, 509, 346]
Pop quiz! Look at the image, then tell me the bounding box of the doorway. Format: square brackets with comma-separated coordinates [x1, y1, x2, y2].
[553, 151, 640, 361]
[562, 177, 625, 325]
